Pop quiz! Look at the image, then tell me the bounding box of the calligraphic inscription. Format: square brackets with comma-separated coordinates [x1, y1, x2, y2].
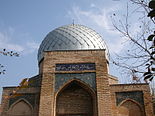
[56, 63, 95, 71]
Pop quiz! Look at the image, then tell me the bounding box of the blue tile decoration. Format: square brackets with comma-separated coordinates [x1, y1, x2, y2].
[9, 93, 36, 108]
[116, 91, 144, 106]
[56, 63, 96, 71]
[55, 72, 96, 91]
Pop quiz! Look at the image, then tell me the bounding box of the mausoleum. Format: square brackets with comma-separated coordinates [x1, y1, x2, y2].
[0, 24, 154, 116]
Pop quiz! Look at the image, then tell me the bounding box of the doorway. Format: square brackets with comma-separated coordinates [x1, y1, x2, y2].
[56, 80, 94, 116]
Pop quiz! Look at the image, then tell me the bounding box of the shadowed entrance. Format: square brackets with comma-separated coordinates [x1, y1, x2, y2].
[56, 80, 94, 116]
[118, 100, 144, 116]
[9, 99, 32, 116]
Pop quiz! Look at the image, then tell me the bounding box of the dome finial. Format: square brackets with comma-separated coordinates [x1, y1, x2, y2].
[72, 19, 74, 26]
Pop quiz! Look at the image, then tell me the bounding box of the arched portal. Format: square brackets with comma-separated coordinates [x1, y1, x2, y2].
[118, 99, 144, 116]
[9, 99, 32, 116]
[56, 80, 95, 116]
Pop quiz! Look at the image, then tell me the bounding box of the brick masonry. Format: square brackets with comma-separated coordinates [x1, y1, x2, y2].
[39, 50, 112, 116]
[110, 84, 154, 116]
[0, 49, 154, 116]
[0, 87, 40, 116]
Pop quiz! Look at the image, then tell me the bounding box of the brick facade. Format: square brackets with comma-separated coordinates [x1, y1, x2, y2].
[0, 87, 40, 116]
[0, 50, 154, 116]
[110, 84, 154, 116]
[38, 50, 112, 116]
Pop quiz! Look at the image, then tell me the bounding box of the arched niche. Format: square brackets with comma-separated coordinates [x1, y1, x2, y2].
[8, 99, 33, 116]
[117, 99, 144, 116]
[56, 79, 96, 116]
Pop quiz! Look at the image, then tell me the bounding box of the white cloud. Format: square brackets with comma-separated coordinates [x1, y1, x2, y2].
[107, 37, 126, 54]
[67, 5, 125, 54]
[24, 41, 40, 54]
[0, 31, 24, 52]
[0, 31, 9, 42]
[68, 6, 112, 30]
[0, 28, 39, 54]
[1, 43, 24, 52]
[90, 3, 96, 8]
[26, 42, 39, 50]
[68, 6, 84, 24]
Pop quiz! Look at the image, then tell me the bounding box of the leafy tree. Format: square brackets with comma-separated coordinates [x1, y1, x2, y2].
[144, 0, 155, 81]
[0, 49, 19, 74]
[111, 0, 155, 82]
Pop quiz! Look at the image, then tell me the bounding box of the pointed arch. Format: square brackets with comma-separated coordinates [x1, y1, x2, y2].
[55, 79, 96, 96]
[117, 99, 145, 116]
[8, 98, 33, 116]
[55, 79, 97, 116]
[118, 99, 142, 108]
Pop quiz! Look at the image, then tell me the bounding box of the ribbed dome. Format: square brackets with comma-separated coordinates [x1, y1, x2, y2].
[38, 24, 109, 62]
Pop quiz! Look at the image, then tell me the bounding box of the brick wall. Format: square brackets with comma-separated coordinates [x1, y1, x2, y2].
[1, 49, 153, 116]
[39, 49, 112, 116]
[0, 87, 40, 116]
[108, 75, 118, 85]
[110, 84, 154, 116]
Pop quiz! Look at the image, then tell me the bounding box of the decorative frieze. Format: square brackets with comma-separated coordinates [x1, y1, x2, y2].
[56, 63, 96, 71]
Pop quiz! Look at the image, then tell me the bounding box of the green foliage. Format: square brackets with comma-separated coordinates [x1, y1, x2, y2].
[144, 0, 155, 81]
[149, 0, 155, 9]
[0, 49, 19, 75]
[147, 34, 155, 41]
[148, 0, 155, 18]
[0, 49, 19, 57]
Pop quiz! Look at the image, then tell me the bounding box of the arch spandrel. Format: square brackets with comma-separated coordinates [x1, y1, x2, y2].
[55, 73, 96, 92]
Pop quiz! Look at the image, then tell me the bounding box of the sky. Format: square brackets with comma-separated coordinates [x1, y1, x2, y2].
[0, 0, 139, 101]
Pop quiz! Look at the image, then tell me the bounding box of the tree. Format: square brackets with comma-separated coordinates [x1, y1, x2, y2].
[0, 49, 19, 74]
[144, 0, 155, 81]
[111, 0, 155, 82]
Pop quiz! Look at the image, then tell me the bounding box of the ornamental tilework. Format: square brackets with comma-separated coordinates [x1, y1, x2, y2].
[55, 63, 96, 71]
[9, 93, 36, 108]
[55, 72, 96, 91]
[116, 91, 144, 106]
